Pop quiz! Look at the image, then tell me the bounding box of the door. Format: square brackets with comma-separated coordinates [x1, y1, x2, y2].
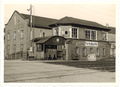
[46, 49, 57, 60]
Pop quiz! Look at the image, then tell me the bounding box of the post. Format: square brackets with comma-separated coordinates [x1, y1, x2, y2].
[27, 4, 33, 48]
[27, 4, 35, 59]
[30, 4, 32, 46]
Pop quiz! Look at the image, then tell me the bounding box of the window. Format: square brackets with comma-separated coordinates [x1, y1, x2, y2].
[91, 31, 96, 40]
[43, 32, 45, 37]
[103, 32, 107, 41]
[83, 47, 87, 57]
[96, 48, 99, 56]
[85, 30, 90, 39]
[72, 28, 77, 38]
[85, 30, 97, 40]
[20, 30, 24, 39]
[103, 48, 105, 56]
[7, 32, 10, 40]
[55, 27, 59, 35]
[65, 31, 68, 34]
[110, 48, 115, 56]
[13, 31, 16, 40]
[53, 27, 58, 35]
[37, 44, 41, 51]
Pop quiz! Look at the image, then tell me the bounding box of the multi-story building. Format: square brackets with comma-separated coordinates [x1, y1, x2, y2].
[4, 11, 57, 59]
[4, 11, 116, 61]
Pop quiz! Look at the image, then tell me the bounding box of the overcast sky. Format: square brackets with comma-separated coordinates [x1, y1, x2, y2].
[4, 4, 116, 27]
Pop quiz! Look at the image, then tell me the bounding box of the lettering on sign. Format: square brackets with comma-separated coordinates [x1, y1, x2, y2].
[85, 41, 98, 47]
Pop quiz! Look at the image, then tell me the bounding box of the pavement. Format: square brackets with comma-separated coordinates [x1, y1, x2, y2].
[4, 60, 115, 82]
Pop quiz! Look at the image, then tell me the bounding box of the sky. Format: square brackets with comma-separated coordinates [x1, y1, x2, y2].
[4, 4, 116, 27]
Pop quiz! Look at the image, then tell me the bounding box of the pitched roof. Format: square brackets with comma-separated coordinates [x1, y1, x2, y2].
[50, 16, 110, 30]
[5, 10, 58, 29]
[5, 11, 113, 30]
[20, 13, 58, 29]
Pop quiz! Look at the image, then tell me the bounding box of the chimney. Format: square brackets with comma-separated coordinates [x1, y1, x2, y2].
[106, 23, 109, 27]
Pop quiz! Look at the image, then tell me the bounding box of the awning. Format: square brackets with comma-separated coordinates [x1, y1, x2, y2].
[33, 36, 66, 45]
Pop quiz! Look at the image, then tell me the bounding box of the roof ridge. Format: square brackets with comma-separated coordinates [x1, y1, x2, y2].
[64, 16, 105, 26]
[20, 13, 58, 20]
[50, 16, 109, 30]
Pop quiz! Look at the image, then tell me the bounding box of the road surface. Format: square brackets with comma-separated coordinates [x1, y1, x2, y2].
[4, 60, 115, 82]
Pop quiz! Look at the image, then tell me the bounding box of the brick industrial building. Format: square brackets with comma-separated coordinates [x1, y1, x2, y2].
[4, 11, 115, 61]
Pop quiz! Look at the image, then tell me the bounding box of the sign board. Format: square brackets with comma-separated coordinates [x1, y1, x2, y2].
[87, 54, 96, 61]
[85, 41, 98, 47]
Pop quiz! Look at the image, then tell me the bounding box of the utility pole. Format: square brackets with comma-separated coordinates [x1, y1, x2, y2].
[27, 4, 33, 45]
[27, 4, 34, 59]
[27, 4, 34, 47]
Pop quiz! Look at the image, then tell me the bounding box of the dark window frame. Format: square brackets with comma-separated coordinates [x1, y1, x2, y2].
[85, 29, 97, 40]
[85, 30, 90, 40]
[91, 31, 96, 40]
[72, 28, 78, 38]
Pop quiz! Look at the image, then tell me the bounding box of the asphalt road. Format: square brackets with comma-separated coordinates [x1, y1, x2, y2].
[4, 60, 115, 82]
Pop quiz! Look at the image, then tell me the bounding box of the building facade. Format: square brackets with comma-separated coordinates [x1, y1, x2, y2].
[4, 11, 57, 59]
[4, 11, 116, 61]
[108, 27, 116, 57]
